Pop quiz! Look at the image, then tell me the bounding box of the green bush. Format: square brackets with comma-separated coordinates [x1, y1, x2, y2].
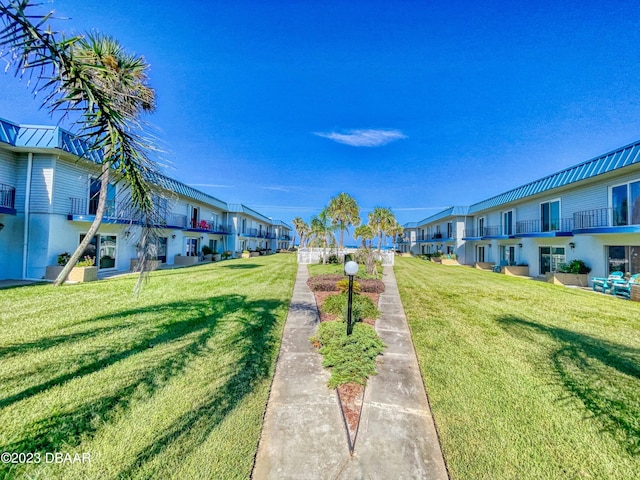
[558, 259, 591, 274]
[321, 292, 380, 321]
[310, 321, 385, 387]
[336, 278, 361, 293]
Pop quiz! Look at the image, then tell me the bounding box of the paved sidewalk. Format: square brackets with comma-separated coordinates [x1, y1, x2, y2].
[252, 264, 448, 480]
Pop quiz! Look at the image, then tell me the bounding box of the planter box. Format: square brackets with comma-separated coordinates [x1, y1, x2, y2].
[174, 255, 198, 266]
[202, 254, 213, 262]
[631, 284, 640, 302]
[212, 254, 221, 262]
[441, 258, 459, 265]
[546, 272, 588, 286]
[130, 259, 162, 272]
[68, 266, 98, 282]
[474, 262, 494, 270]
[241, 252, 251, 259]
[250, 252, 260, 257]
[503, 266, 530, 276]
[45, 265, 98, 282]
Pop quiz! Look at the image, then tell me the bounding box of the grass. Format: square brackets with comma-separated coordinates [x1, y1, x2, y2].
[394, 257, 640, 480]
[0, 254, 297, 480]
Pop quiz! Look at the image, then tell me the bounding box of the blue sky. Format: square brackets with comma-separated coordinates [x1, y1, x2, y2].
[3, 0, 640, 228]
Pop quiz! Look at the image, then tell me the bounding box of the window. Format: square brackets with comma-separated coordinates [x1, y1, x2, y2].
[186, 238, 198, 256]
[607, 246, 640, 275]
[477, 245, 485, 262]
[80, 234, 117, 269]
[89, 177, 116, 216]
[190, 206, 199, 229]
[500, 245, 516, 265]
[447, 222, 453, 239]
[611, 180, 640, 226]
[502, 211, 513, 235]
[539, 246, 565, 274]
[540, 200, 560, 232]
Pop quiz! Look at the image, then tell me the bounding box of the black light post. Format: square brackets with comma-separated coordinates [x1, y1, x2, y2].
[344, 260, 358, 335]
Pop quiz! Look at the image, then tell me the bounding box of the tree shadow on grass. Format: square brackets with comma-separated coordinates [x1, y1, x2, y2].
[0, 294, 285, 476]
[222, 263, 263, 269]
[497, 315, 640, 455]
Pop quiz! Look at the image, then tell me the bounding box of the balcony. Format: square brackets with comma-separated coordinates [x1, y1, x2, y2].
[573, 208, 640, 234]
[0, 183, 16, 215]
[69, 198, 138, 224]
[462, 225, 514, 239]
[186, 219, 231, 234]
[515, 218, 574, 237]
[416, 232, 456, 242]
[279, 234, 292, 241]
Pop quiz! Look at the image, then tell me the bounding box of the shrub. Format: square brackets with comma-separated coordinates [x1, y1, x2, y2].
[321, 292, 380, 321]
[319, 253, 341, 264]
[558, 259, 591, 274]
[307, 274, 385, 293]
[76, 255, 95, 267]
[56, 252, 71, 266]
[310, 321, 385, 387]
[201, 245, 213, 255]
[336, 278, 361, 293]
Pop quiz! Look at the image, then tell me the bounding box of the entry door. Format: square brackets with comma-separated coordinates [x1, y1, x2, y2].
[539, 247, 565, 274]
[80, 234, 117, 270]
[477, 245, 485, 262]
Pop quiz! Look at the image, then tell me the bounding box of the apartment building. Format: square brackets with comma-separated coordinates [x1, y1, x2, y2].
[405, 140, 640, 280]
[0, 117, 292, 281]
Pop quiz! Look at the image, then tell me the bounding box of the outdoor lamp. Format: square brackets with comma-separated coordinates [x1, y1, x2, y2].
[344, 261, 359, 336]
[569, 242, 575, 249]
[0, 223, 4, 232]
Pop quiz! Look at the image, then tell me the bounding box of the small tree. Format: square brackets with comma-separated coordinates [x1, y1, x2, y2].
[1, 2, 161, 291]
[327, 192, 361, 250]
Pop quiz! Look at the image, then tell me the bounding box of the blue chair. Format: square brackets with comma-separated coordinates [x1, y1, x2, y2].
[611, 274, 640, 298]
[592, 271, 624, 294]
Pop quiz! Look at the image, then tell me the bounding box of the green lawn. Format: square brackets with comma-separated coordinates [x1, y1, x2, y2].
[395, 257, 640, 480]
[0, 254, 297, 479]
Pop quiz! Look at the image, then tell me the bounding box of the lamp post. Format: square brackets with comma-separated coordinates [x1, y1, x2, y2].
[344, 260, 358, 335]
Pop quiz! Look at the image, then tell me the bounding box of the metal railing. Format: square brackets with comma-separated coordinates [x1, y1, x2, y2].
[0, 183, 15, 209]
[573, 208, 612, 229]
[515, 218, 573, 234]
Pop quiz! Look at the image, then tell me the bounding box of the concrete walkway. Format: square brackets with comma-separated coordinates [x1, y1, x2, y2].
[252, 264, 448, 479]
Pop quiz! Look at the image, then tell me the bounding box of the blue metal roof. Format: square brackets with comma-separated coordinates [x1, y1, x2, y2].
[416, 206, 470, 226]
[227, 204, 273, 223]
[403, 222, 418, 228]
[0, 117, 19, 145]
[468, 140, 640, 213]
[0, 117, 298, 225]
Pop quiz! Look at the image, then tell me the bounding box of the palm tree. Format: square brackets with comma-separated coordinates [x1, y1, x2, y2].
[309, 208, 336, 264]
[326, 192, 361, 249]
[1, 2, 160, 290]
[368, 207, 395, 253]
[354, 224, 374, 248]
[292, 216, 308, 249]
[298, 221, 310, 248]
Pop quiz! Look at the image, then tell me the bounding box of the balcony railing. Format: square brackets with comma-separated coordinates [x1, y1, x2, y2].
[416, 232, 456, 241]
[516, 218, 573, 234]
[0, 183, 16, 209]
[188, 219, 231, 233]
[463, 226, 504, 238]
[571, 208, 639, 230]
[279, 234, 292, 241]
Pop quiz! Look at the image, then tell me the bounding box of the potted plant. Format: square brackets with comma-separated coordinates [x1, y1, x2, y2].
[201, 245, 214, 262]
[547, 260, 591, 286]
[221, 250, 232, 260]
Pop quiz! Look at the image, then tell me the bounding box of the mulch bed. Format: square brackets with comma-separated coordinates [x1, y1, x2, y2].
[311, 288, 380, 451]
[313, 291, 379, 326]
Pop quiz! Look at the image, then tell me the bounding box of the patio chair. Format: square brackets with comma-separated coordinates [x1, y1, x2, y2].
[611, 274, 640, 298]
[493, 260, 508, 273]
[591, 271, 624, 294]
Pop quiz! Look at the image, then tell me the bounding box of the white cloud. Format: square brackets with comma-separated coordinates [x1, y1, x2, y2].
[313, 129, 407, 147]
